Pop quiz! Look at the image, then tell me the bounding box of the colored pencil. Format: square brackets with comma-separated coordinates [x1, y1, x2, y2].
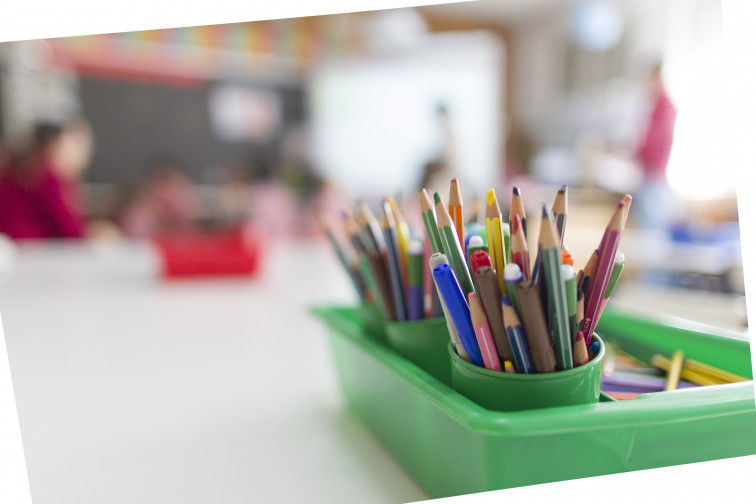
[365, 250, 395, 320]
[510, 213, 530, 280]
[502, 222, 511, 265]
[584, 201, 626, 340]
[596, 251, 626, 322]
[318, 213, 367, 301]
[552, 185, 568, 246]
[419, 188, 443, 254]
[380, 202, 408, 321]
[577, 249, 598, 299]
[539, 205, 573, 370]
[573, 331, 589, 366]
[388, 197, 411, 284]
[432, 263, 484, 367]
[562, 264, 577, 344]
[449, 178, 465, 251]
[516, 281, 557, 373]
[436, 195, 475, 297]
[509, 186, 527, 239]
[407, 240, 425, 320]
[430, 253, 470, 362]
[485, 188, 508, 293]
[357, 201, 386, 252]
[469, 291, 502, 371]
[663, 350, 685, 391]
[504, 360, 516, 374]
[474, 265, 514, 363]
[502, 295, 535, 374]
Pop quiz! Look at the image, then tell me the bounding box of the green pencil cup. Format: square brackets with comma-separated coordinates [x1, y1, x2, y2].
[359, 302, 388, 344]
[450, 334, 605, 412]
[386, 317, 451, 386]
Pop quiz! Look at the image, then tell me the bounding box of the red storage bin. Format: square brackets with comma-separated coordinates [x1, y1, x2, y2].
[153, 227, 262, 278]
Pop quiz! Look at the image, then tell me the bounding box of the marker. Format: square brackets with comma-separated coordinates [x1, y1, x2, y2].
[432, 263, 484, 367]
[430, 253, 470, 362]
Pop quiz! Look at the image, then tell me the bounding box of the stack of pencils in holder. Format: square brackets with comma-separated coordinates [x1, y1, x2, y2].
[417, 179, 631, 374]
[319, 179, 631, 377]
[319, 194, 445, 322]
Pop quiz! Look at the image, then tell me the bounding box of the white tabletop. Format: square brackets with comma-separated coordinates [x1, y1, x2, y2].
[0, 240, 427, 504]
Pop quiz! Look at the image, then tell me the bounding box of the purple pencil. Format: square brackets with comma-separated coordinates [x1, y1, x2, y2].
[583, 202, 625, 342]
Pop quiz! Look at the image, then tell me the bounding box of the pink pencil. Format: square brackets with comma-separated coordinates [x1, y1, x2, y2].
[584, 202, 625, 343]
[468, 291, 502, 371]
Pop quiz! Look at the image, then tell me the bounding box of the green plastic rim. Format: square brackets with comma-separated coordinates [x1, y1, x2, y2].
[449, 334, 605, 381]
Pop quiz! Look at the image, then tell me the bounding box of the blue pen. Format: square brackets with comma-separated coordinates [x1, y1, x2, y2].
[432, 263, 484, 367]
[502, 295, 535, 374]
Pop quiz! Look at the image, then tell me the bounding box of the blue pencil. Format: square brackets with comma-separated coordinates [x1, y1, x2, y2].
[501, 295, 535, 374]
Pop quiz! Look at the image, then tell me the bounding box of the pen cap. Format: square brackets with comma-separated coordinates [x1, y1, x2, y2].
[469, 250, 493, 274]
[449, 334, 604, 412]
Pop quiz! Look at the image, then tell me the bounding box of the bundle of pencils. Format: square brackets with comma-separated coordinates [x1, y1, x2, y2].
[319, 194, 444, 322]
[420, 179, 631, 374]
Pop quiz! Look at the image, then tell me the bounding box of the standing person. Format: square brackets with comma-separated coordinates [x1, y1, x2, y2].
[634, 63, 678, 230]
[0, 120, 93, 239]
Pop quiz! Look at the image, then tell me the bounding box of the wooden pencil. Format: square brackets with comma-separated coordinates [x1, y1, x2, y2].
[469, 291, 502, 371]
[584, 201, 625, 340]
[419, 188, 444, 254]
[380, 202, 408, 321]
[449, 178, 465, 252]
[509, 186, 527, 239]
[539, 205, 573, 370]
[552, 185, 568, 247]
[573, 331, 589, 366]
[357, 201, 386, 253]
[510, 213, 530, 280]
[436, 195, 475, 297]
[485, 188, 507, 293]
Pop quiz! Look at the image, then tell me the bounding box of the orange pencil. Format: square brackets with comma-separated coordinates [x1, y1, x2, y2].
[449, 178, 465, 251]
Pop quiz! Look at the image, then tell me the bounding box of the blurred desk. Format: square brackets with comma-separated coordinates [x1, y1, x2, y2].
[0, 240, 748, 503]
[0, 240, 426, 504]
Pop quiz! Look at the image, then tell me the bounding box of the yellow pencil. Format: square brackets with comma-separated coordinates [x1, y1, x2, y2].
[485, 188, 507, 293]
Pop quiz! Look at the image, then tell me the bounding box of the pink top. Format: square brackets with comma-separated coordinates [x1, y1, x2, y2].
[0, 157, 84, 239]
[636, 89, 677, 179]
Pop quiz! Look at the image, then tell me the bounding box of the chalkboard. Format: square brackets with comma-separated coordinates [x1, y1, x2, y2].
[80, 76, 306, 185]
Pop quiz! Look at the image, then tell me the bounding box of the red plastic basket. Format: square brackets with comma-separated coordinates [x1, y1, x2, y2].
[153, 228, 262, 278]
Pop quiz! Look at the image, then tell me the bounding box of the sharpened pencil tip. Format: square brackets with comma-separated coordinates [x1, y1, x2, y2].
[513, 186, 520, 196]
[487, 188, 495, 206]
[542, 204, 548, 218]
[433, 192, 442, 205]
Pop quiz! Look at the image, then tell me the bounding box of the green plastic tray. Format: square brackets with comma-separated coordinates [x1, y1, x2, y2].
[313, 305, 756, 499]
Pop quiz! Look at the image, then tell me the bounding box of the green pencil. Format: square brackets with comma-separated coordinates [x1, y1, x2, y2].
[419, 188, 443, 254]
[436, 197, 474, 297]
[503, 222, 511, 265]
[562, 264, 577, 345]
[539, 205, 572, 371]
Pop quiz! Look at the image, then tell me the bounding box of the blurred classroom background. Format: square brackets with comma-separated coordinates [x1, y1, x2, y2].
[0, 0, 743, 328]
[0, 1, 749, 503]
